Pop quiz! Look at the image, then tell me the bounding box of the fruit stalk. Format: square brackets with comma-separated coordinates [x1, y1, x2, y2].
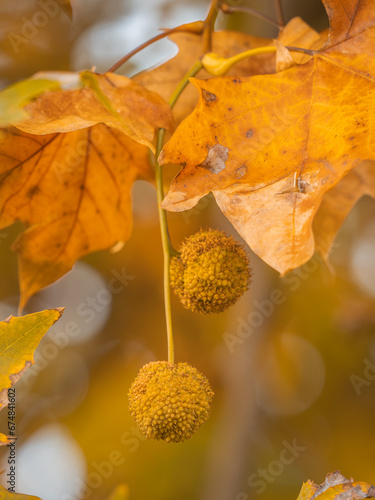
[154, 60, 204, 364]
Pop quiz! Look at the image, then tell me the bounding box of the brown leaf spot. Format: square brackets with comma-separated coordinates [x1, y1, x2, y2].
[246, 129, 254, 138]
[0, 360, 33, 410]
[236, 165, 248, 178]
[202, 89, 216, 102]
[27, 185, 41, 198]
[197, 143, 228, 174]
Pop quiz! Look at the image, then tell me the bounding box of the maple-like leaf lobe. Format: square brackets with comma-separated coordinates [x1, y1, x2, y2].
[0, 309, 63, 410]
[0, 125, 151, 308]
[297, 472, 375, 500]
[14, 72, 173, 152]
[160, 7, 375, 273]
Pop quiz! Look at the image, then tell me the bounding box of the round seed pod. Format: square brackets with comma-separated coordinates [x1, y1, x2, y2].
[170, 228, 251, 314]
[128, 361, 214, 443]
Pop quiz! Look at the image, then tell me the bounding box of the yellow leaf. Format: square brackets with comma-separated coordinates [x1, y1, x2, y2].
[278, 16, 327, 64]
[0, 308, 63, 410]
[0, 69, 174, 306]
[0, 78, 62, 127]
[14, 71, 173, 152]
[0, 433, 11, 446]
[313, 160, 375, 259]
[297, 471, 375, 500]
[134, 30, 275, 125]
[0, 485, 41, 499]
[296, 480, 319, 500]
[160, 4, 375, 274]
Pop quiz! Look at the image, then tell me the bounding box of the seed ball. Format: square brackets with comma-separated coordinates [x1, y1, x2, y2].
[170, 228, 251, 314]
[128, 361, 214, 443]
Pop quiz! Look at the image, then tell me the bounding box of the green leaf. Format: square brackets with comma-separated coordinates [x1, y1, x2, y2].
[0, 308, 64, 411]
[0, 79, 62, 127]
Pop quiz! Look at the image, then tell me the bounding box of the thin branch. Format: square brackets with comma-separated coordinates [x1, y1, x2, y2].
[106, 24, 203, 73]
[202, 0, 221, 54]
[274, 0, 285, 28]
[221, 3, 282, 30]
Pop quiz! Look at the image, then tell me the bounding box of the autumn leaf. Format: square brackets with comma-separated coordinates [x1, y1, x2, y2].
[13, 71, 173, 151]
[297, 471, 375, 500]
[0, 71, 173, 307]
[0, 308, 63, 410]
[0, 78, 61, 127]
[159, 1, 375, 274]
[135, 16, 324, 124]
[313, 160, 375, 259]
[0, 486, 41, 500]
[0, 433, 11, 446]
[134, 30, 275, 125]
[278, 17, 327, 64]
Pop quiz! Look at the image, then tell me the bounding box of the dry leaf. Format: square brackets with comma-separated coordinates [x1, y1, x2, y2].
[0, 78, 61, 127]
[0, 433, 11, 446]
[0, 486, 41, 500]
[297, 471, 375, 500]
[134, 30, 275, 125]
[14, 71, 173, 151]
[278, 16, 327, 64]
[0, 309, 63, 410]
[274, 40, 295, 72]
[0, 126, 151, 308]
[160, 1, 375, 274]
[0, 70, 172, 306]
[313, 160, 375, 259]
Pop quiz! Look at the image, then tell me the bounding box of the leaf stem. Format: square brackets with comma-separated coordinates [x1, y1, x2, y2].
[154, 60, 203, 365]
[202, 44, 316, 76]
[168, 60, 203, 109]
[203, 45, 277, 76]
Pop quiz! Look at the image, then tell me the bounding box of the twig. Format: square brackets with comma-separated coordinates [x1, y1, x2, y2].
[221, 3, 282, 30]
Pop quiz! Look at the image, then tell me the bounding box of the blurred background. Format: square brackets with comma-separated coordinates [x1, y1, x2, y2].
[0, 0, 375, 499]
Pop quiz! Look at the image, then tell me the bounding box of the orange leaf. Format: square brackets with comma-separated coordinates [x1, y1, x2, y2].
[134, 30, 275, 125]
[323, 0, 375, 45]
[0, 433, 11, 446]
[0, 70, 173, 306]
[15, 71, 173, 152]
[278, 17, 327, 64]
[0, 485, 41, 499]
[313, 160, 375, 259]
[160, 6, 375, 274]
[297, 471, 375, 500]
[0, 126, 150, 308]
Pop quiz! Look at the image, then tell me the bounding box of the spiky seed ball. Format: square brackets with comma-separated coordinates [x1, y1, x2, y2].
[170, 228, 251, 314]
[128, 361, 214, 443]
